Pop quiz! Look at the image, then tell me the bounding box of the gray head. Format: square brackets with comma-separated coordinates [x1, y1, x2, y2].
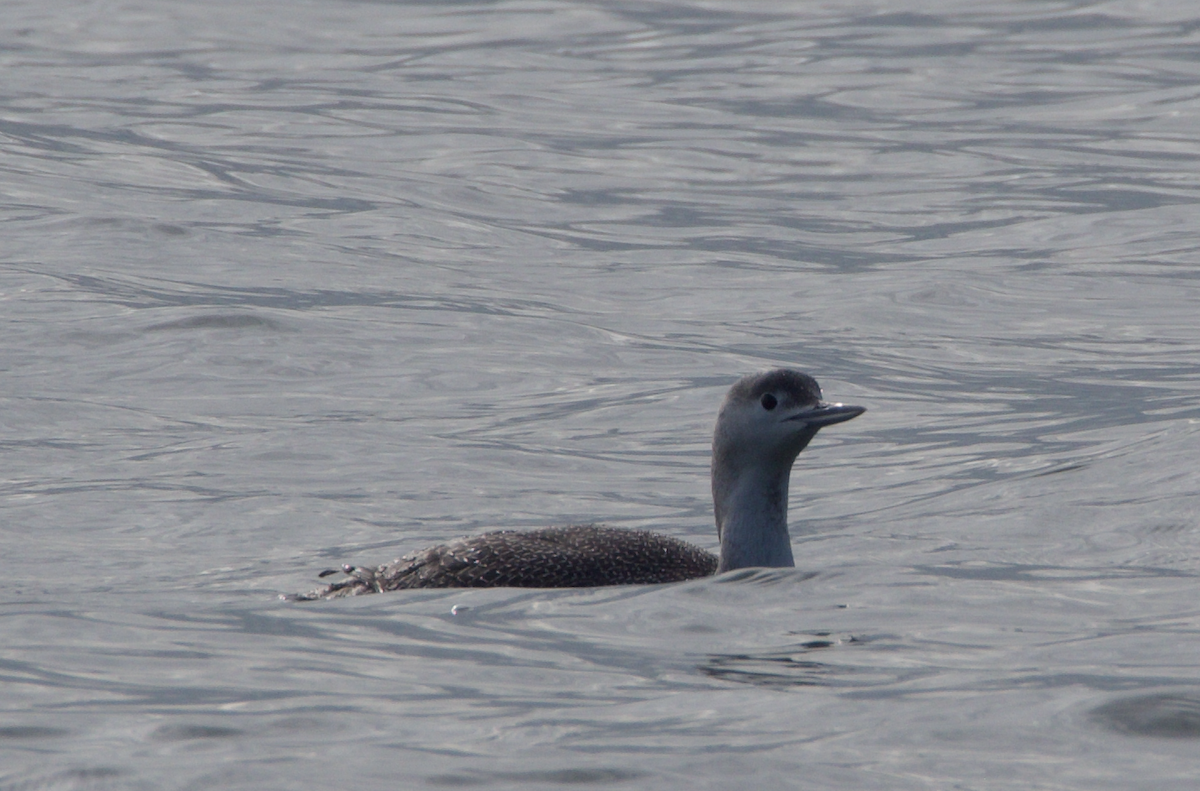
[711, 370, 864, 567]
[713, 369, 864, 472]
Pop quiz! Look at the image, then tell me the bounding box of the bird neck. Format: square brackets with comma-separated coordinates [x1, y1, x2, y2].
[712, 459, 795, 573]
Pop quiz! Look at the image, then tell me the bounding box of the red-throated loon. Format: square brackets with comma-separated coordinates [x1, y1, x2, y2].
[292, 369, 863, 598]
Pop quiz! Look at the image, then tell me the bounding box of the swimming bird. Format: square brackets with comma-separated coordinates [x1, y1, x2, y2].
[293, 369, 863, 599]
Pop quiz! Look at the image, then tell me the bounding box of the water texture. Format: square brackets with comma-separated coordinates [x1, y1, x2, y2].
[2, 0, 1200, 788]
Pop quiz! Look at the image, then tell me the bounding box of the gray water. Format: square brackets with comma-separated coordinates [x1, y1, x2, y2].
[3, 0, 1200, 787]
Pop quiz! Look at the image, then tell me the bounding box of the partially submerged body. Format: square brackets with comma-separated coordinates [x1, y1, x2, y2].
[291, 525, 717, 599]
[293, 369, 863, 599]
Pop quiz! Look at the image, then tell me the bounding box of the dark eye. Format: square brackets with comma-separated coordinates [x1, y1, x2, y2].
[760, 393, 777, 410]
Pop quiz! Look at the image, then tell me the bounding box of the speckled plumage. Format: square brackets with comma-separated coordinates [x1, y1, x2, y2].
[293, 525, 718, 599]
[292, 369, 863, 599]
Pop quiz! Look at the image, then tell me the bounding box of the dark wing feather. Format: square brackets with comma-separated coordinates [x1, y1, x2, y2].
[292, 525, 717, 599]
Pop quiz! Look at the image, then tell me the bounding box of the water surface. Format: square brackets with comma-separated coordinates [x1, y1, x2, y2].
[3, 0, 1200, 788]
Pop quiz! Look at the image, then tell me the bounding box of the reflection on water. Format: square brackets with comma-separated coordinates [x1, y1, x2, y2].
[426, 768, 648, 787]
[1092, 694, 1200, 739]
[701, 636, 846, 690]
